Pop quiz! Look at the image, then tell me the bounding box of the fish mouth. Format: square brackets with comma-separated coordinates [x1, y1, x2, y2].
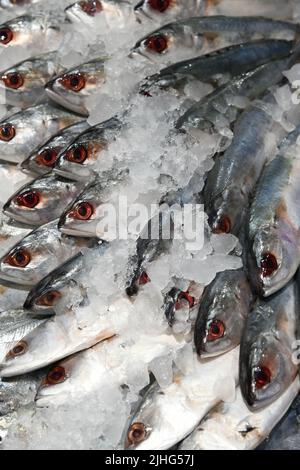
[59, 224, 95, 238]
[45, 86, 88, 117]
[0, 271, 34, 288]
[53, 167, 84, 182]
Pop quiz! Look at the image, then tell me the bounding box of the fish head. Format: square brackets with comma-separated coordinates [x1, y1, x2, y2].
[134, 0, 198, 22]
[208, 188, 246, 236]
[21, 144, 63, 175]
[54, 127, 106, 181]
[0, 15, 44, 48]
[45, 59, 107, 116]
[249, 224, 299, 297]
[64, 0, 105, 23]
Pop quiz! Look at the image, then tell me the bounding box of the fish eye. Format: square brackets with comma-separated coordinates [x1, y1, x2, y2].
[66, 144, 88, 164]
[59, 73, 86, 93]
[15, 190, 40, 209]
[7, 340, 28, 358]
[0, 27, 13, 45]
[71, 201, 94, 220]
[260, 252, 278, 278]
[36, 290, 62, 307]
[145, 35, 168, 54]
[2, 72, 24, 90]
[138, 271, 150, 285]
[127, 422, 147, 446]
[175, 291, 195, 310]
[79, 0, 103, 15]
[148, 0, 171, 12]
[0, 124, 16, 142]
[46, 366, 67, 385]
[5, 249, 31, 268]
[207, 320, 225, 342]
[253, 366, 271, 390]
[212, 215, 231, 234]
[36, 148, 59, 167]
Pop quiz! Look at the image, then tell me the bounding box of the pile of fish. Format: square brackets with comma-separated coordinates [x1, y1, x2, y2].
[1, 0, 300, 450]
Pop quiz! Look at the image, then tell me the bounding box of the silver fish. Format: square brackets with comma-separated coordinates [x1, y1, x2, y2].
[248, 124, 300, 297]
[54, 117, 121, 181]
[239, 280, 299, 411]
[134, 0, 203, 23]
[45, 58, 108, 116]
[21, 120, 89, 176]
[3, 174, 86, 226]
[0, 104, 82, 164]
[65, 0, 132, 23]
[194, 269, 253, 358]
[0, 52, 64, 109]
[132, 16, 299, 65]
[0, 219, 97, 287]
[140, 40, 294, 94]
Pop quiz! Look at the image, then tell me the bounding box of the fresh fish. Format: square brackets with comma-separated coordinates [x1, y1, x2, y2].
[259, 392, 300, 450]
[163, 282, 202, 332]
[0, 219, 97, 287]
[124, 346, 239, 450]
[203, 92, 286, 237]
[58, 172, 127, 237]
[65, 0, 133, 24]
[134, 0, 203, 23]
[239, 280, 299, 411]
[54, 117, 121, 181]
[2, 174, 86, 226]
[248, 124, 300, 297]
[179, 379, 300, 450]
[0, 52, 64, 109]
[0, 104, 82, 164]
[21, 121, 89, 176]
[45, 58, 108, 116]
[194, 268, 253, 358]
[132, 16, 299, 65]
[140, 40, 294, 94]
[0, 14, 62, 52]
[176, 52, 300, 132]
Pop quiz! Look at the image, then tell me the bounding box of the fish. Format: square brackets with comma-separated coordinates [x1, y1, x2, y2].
[0, 219, 97, 287]
[0, 14, 62, 52]
[248, 124, 300, 297]
[132, 16, 300, 65]
[58, 171, 127, 237]
[54, 117, 121, 181]
[65, 0, 133, 24]
[124, 346, 239, 450]
[179, 379, 300, 450]
[162, 282, 202, 332]
[134, 0, 203, 23]
[203, 92, 286, 237]
[140, 40, 294, 94]
[194, 268, 253, 358]
[21, 120, 89, 176]
[2, 174, 86, 226]
[45, 58, 108, 116]
[239, 280, 299, 411]
[0, 103, 82, 164]
[0, 52, 64, 109]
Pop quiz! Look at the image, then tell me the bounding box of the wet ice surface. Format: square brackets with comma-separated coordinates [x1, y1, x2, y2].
[0, 0, 300, 451]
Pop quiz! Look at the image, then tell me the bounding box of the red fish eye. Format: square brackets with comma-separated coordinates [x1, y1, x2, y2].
[212, 215, 231, 234]
[36, 148, 59, 167]
[66, 145, 87, 164]
[15, 191, 40, 209]
[145, 35, 168, 54]
[7, 340, 28, 358]
[72, 202, 94, 220]
[2, 72, 24, 90]
[0, 27, 13, 45]
[0, 124, 15, 142]
[37, 290, 62, 307]
[260, 252, 278, 278]
[127, 423, 147, 446]
[46, 366, 66, 385]
[254, 366, 271, 390]
[79, 0, 103, 15]
[148, 0, 171, 12]
[138, 271, 151, 285]
[175, 291, 195, 310]
[207, 320, 225, 342]
[60, 73, 86, 92]
[6, 249, 31, 268]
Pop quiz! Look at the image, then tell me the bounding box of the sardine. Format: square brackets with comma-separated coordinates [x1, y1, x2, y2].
[239, 280, 299, 411]
[65, 0, 132, 24]
[45, 58, 108, 116]
[54, 117, 121, 181]
[0, 103, 82, 164]
[134, 0, 203, 23]
[21, 120, 89, 176]
[3, 174, 86, 226]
